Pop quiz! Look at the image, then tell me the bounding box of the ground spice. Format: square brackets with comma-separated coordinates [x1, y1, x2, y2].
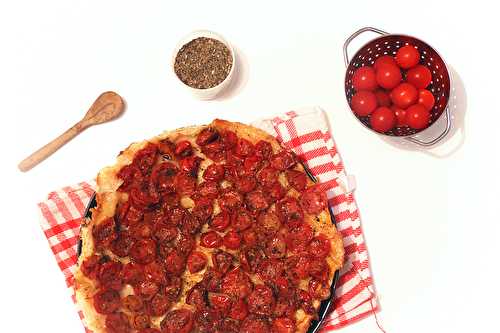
[174, 37, 233, 89]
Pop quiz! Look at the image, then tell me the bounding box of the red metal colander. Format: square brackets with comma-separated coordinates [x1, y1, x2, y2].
[344, 27, 451, 146]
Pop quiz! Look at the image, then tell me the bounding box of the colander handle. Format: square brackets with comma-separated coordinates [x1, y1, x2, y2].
[404, 106, 451, 146]
[343, 27, 388, 67]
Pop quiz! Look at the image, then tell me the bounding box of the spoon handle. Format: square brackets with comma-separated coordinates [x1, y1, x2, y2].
[18, 121, 86, 172]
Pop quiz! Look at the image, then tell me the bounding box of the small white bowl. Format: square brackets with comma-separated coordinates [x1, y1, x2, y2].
[172, 30, 236, 100]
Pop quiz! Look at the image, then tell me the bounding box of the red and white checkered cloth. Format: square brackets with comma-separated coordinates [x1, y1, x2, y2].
[37, 107, 378, 332]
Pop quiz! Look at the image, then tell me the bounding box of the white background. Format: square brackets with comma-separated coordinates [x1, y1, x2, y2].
[1, 1, 499, 332]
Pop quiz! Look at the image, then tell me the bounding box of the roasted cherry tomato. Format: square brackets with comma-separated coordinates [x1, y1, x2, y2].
[223, 230, 242, 250]
[229, 298, 248, 320]
[240, 317, 270, 333]
[93, 289, 120, 314]
[123, 294, 144, 312]
[234, 138, 255, 157]
[309, 234, 331, 258]
[407, 65, 432, 89]
[203, 163, 225, 182]
[272, 317, 296, 333]
[390, 83, 418, 109]
[222, 267, 253, 298]
[212, 250, 233, 274]
[352, 66, 377, 91]
[391, 105, 407, 127]
[406, 104, 431, 130]
[105, 312, 130, 332]
[374, 89, 391, 107]
[210, 211, 231, 232]
[374, 55, 397, 71]
[247, 284, 275, 316]
[375, 64, 402, 89]
[174, 140, 192, 157]
[187, 251, 208, 273]
[208, 292, 232, 313]
[395, 45, 420, 69]
[369, 107, 396, 133]
[200, 231, 222, 248]
[160, 309, 194, 333]
[350, 91, 377, 116]
[137, 329, 161, 333]
[418, 89, 435, 111]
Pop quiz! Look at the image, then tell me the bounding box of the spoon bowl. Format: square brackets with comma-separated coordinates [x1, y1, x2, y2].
[18, 91, 125, 172]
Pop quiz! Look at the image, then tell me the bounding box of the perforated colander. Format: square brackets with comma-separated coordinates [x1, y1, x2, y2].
[344, 27, 451, 146]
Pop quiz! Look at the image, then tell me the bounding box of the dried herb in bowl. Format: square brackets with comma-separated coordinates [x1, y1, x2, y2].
[174, 37, 233, 89]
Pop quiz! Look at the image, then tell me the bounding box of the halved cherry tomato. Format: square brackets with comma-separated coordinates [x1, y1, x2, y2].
[229, 298, 248, 320]
[407, 65, 432, 89]
[309, 234, 331, 258]
[374, 89, 391, 107]
[200, 231, 222, 248]
[210, 211, 231, 232]
[374, 55, 397, 71]
[351, 91, 377, 116]
[395, 45, 420, 69]
[406, 104, 431, 130]
[418, 89, 435, 111]
[208, 293, 232, 313]
[174, 140, 192, 157]
[203, 163, 225, 181]
[375, 64, 402, 89]
[352, 66, 377, 91]
[160, 309, 194, 333]
[223, 230, 242, 250]
[272, 317, 296, 333]
[370, 107, 396, 133]
[187, 251, 208, 273]
[242, 228, 257, 247]
[390, 83, 418, 109]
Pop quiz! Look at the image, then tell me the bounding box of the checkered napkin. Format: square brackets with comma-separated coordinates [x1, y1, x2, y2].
[37, 107, 378, 332]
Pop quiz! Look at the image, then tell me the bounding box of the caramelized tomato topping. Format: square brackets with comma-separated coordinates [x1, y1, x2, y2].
[90, 128, 335, 332]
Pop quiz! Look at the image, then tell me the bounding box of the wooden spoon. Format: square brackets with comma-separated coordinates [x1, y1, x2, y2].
[18, 91, 125, 172]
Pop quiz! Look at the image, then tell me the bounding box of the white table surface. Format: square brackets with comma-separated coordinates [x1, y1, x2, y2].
[2, 1, 500, 332]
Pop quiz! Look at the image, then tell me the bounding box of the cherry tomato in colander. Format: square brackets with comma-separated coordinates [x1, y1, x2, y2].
[370, 107, 396, 133]
[406, 104, 430, 130]
[417, 89, 435, 111]
[395, 45, 420, 69]
[407, 65, 432, 89]
[376, 64, 402, 90]
[351, 91, 377, 116]
[352, 66, 377, 91]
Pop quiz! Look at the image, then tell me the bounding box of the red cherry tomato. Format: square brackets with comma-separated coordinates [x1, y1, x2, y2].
[406, 104, 431, 130]
[374, 89, 391, 107]
[395, 45, 420, 69]
[352, 66, 377, 91]
[390, 83, 418, 108]
[229, 298, 248, 321]
[200, 231, 222, 248]
[308, 234, 331, 258]
[350, 91, 377, 116]
[223, 230, 242, 250]
[208, 293, 232, 312]
[407, 65, 432, 89]
[375, 64, 402, 89]
[418, 89, 435, 111]
[391, 105, 407, 127]
[370, 107, 396, 133]
[374, 55, 397, 71]
[210, 211, 231, 232]
[272, 317, 296, 333]
[187, 251, 208, 274]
